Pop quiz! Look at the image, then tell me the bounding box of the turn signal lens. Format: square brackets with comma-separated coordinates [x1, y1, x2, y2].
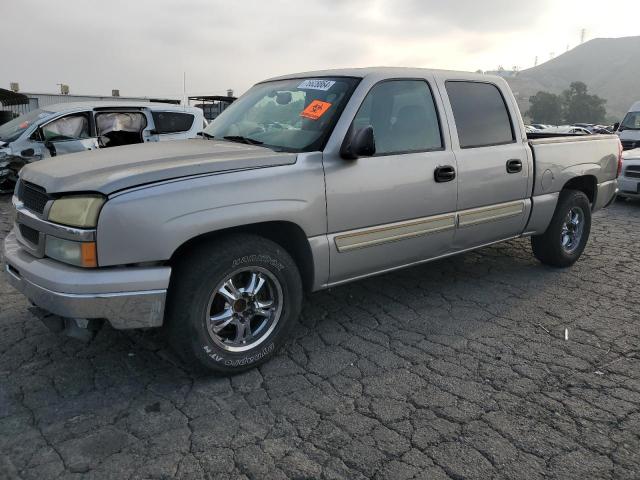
[617, 139, 623, 177]
[81, 242, 98, 268]
[45, 237, 97, 268]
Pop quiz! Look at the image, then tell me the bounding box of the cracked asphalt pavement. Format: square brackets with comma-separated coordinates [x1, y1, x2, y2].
[1, 193, 639, 479]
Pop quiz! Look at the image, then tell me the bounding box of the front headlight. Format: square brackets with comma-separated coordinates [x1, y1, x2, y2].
[45, 236, 97, 268]
[48, 195, 105, 228]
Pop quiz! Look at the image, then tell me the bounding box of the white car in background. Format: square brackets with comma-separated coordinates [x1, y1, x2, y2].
[617, 148, 640, 199]
[0, 102, 204, 192]
[542, 125, 592, 135]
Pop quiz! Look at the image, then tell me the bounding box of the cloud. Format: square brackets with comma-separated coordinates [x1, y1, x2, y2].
[0, 0, 633, 99]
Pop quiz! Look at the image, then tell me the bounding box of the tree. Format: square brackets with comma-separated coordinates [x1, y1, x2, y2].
[527, 91, 563, 124]
[561, 81, 606, 124]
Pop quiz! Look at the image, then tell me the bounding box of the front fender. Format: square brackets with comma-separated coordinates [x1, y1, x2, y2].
[96, 153, 327, 266]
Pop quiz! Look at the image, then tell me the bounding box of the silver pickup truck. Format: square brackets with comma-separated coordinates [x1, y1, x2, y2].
[3, 68, 621, 373]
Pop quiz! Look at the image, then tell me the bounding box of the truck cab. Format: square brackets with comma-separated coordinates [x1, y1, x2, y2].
[617, 101, 640, 151]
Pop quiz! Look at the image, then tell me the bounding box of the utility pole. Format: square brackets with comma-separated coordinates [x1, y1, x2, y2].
[580, 28, 586, 44]
[182, 71, 187, 108]
[534, 56, 538, 67]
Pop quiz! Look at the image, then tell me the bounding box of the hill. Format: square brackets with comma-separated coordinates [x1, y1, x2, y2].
[505, 36, 640, 121]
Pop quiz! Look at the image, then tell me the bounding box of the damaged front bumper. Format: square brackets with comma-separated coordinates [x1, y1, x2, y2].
[3, 230, 171, 333]
[0, 165, 20, 193]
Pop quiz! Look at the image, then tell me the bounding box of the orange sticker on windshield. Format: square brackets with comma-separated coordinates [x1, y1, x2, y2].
[300, 100, 332, 120]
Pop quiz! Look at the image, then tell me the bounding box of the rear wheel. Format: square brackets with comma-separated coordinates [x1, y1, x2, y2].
[165, 234, 303, 374]
[531, 190, 591, 268]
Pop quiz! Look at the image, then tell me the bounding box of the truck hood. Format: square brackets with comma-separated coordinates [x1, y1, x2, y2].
[619, 130, 640, 141]
[622, 148, 640, 161]
[19, 139, 297, 194]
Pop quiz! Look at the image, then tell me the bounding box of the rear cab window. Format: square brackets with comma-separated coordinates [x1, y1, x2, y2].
[445, 81, 515, 148]
[152, 112, 195, 134]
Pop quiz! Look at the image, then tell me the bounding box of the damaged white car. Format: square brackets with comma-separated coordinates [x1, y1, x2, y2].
[0, 102, 204, 192]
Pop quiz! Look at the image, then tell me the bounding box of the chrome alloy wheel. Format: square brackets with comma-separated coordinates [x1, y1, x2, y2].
[205, 267, 283, 352]
[560, 206, 585, 254]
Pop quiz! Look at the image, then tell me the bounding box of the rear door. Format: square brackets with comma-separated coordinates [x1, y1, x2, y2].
[39, 111, 98, 156]
[437, 79, 532, 250]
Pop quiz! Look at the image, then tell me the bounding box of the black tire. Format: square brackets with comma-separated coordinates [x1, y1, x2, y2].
[531, 189, 591, 268]
[165, 233, 303, 374]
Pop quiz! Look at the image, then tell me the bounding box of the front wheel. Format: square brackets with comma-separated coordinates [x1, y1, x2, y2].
[165, 234, 303, 374]
[531, 189, 591, 268]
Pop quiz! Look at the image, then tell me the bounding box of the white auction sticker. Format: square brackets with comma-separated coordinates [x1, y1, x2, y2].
[297, 79, 336, 91]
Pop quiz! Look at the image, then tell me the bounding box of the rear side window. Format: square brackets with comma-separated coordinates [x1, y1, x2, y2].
[353, 80, 442, 155]
[152, 112, 195, 134]
[445, 81, 515, 148]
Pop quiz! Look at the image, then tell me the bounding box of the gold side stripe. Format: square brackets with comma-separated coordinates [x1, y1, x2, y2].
[334, 200, 526, 252]
[335, 214, 456, 252]
[457, 200, 525, 227]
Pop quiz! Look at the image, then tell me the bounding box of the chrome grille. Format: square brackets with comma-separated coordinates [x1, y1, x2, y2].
[625, 165, 640, 179]
[17, 181, 49, 214]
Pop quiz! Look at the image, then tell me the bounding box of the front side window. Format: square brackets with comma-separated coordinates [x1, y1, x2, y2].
[446, 81, 515, 148]
[203, 77, 360, 152]
[42, 113, 91, 141]
[353, 80, 442, 155]
[152, 112, 195, 134]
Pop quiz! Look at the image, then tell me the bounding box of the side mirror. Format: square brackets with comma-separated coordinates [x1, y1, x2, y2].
[340, 126, 376, 160]
[613, 122, 620, 131]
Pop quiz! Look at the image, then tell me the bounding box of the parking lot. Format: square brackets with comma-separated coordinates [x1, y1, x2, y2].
[0, 193, 638, 479]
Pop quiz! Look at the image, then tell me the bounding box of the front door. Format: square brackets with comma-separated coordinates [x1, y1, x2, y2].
[323, 78, 458, 285]
[439, 80, 531, 250]
[40, 112, 98, 157]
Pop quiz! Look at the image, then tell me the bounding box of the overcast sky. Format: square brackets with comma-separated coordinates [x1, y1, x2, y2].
[3, 0, 639, 99]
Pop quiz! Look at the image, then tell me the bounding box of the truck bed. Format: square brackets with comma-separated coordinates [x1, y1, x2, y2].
[527, 133, 619, 204]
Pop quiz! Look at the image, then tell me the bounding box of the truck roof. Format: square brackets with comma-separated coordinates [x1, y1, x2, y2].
[263, 67, 501, 84]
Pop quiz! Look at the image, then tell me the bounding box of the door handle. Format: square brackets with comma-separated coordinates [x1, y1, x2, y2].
[506, 159, 522, 173]
[434, 165, 456, 183]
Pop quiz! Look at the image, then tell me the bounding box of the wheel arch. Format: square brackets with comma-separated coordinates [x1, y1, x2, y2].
[169, 221, 315, 293]
[561, 174, 597, 205]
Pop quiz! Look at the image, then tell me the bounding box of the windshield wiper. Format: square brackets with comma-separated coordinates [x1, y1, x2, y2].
[223, 135, 263, 146]
[197, 131, 216, 139]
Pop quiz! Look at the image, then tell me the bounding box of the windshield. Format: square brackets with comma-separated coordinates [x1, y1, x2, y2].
[203, 77, 360, 152]
[620, 111, 640, 130]
[0, 109, 51, 143]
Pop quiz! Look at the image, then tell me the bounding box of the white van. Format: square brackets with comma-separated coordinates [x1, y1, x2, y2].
[0, 102, 204, 192]
[617, 101, 640, 151]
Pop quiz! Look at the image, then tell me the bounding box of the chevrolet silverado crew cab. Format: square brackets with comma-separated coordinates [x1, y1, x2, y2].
[3, 68, 621, 373]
